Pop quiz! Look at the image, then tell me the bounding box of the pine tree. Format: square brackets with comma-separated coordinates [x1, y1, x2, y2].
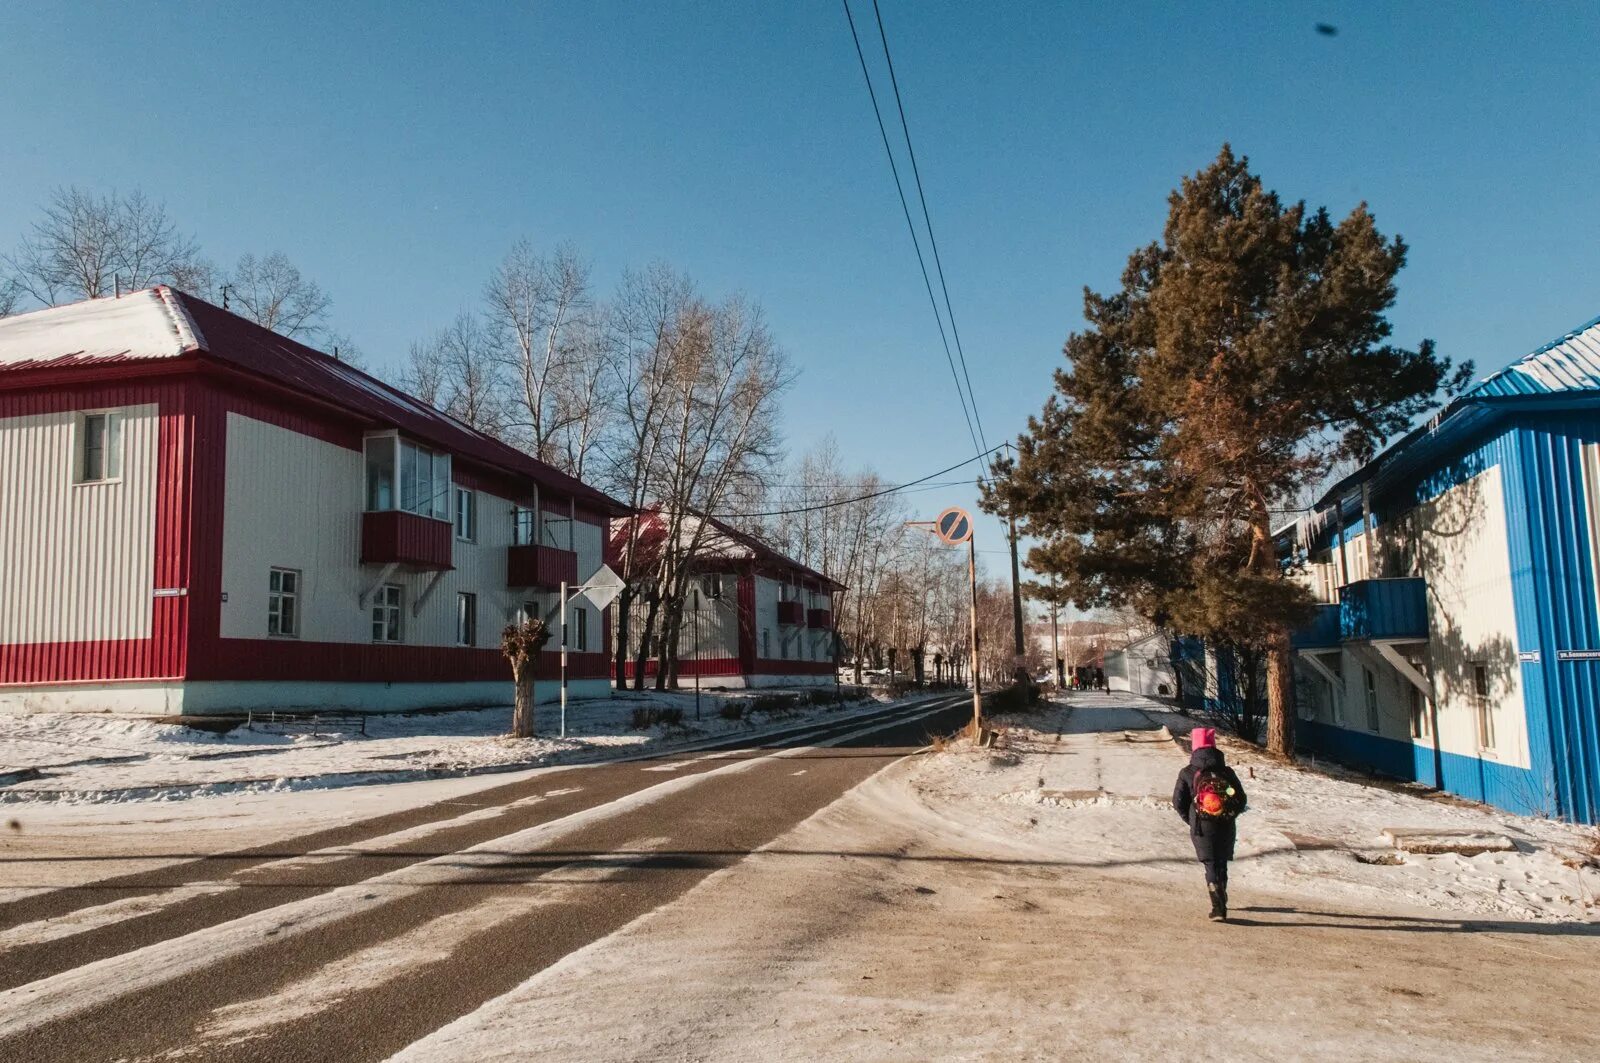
[988, 146, 1470, 757]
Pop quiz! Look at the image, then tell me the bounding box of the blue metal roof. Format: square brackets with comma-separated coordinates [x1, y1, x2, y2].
[1469, 314, 1600, 398]
[1301, 314, 1600, 521]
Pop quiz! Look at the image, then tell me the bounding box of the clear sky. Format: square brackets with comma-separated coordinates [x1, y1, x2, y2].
[4, 2, 1597, 589]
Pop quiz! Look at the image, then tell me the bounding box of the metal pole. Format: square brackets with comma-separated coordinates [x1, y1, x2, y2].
[1008, 512, 1025, 684]
[1051, 600, 1060, 688]
[968, 533, 982, 734]
[694, 589, 702, 721]
[559, 581, 569, 739]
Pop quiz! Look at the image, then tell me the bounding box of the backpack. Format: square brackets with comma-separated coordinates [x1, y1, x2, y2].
[1191, 768, 1243, 819]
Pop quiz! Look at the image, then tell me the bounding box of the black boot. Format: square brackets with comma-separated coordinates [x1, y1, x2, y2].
[1208, 884, 1226, 921]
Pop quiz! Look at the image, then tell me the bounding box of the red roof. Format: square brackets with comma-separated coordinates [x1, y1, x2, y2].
[609, 508, 846, 592]
[0, 287, 626, 513]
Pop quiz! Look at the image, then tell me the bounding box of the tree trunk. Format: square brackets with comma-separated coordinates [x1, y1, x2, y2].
[1250, 513, 1297, 759]
[511, 667, 535, 738]
[1265, 626, 1295, 757]
[613, 586, 633, 691]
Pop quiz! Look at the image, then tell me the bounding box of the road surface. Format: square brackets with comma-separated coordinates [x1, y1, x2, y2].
[0, 693, 973, 1062]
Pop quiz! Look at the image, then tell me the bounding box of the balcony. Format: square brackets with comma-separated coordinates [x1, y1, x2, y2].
[776, 600, 804, 626]
[1292, 578, 1429, 650]
[507, 544, 578, 589]
[361, 510, 453, 571]
[1339, 577, 1429, 642]
[807, 608, 833, 630]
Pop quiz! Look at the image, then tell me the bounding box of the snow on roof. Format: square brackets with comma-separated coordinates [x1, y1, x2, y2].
[610, 509, 847, 591]
[0, 288, 203, 369]
[1470, 313, 1600, 398]
[0, 287, 624, 512]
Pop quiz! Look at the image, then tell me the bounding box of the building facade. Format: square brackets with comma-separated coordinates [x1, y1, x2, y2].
[610, 510, 843, 688]
[1281, 314, 1600, 822]
[0, 288, 624, 715]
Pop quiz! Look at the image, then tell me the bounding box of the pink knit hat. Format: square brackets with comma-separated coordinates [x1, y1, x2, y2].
[1190, 727, 1217, 750]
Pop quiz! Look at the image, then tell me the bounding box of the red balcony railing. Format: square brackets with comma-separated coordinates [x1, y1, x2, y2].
[361, 511, 453, 570]
[507, 544, 579, 588]
[776, 600, 804, 626]
[807, 608, 833, 630]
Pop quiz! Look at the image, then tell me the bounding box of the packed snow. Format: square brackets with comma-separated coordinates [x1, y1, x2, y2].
[0, 686, 904, 804]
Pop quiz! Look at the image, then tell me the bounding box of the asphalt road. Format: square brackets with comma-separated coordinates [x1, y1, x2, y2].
[0, 693, 973, 1062]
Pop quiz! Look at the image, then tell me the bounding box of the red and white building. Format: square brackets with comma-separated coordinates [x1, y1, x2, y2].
[0, 288, 624, 715]
[609, 510, 843, 688]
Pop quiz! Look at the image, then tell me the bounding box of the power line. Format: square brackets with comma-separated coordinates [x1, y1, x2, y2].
[841, 0, 983, 462]
[870, 0, 987, 456]
[711, 443, 1006, 520]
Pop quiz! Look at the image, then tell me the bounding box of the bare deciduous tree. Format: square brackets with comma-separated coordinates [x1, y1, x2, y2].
[4, 187, 206, 306]
[222, 252, 331, 338]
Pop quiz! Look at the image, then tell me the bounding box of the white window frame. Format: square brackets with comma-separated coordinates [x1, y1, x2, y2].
[512, 505, 540, 547]
[1364, 668, 1380, 732]
[74, 410, 123, 485]
[456, 591, 477, 647]
[372, 584, 403, 643]
[363, 432, 451, 520]
[454, 487, 477, 542]
[1472, 662, 1495, 751]
[268, 567, 300, 638]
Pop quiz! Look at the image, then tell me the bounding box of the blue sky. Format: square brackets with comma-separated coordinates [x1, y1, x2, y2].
[4, 1, 1597, 583]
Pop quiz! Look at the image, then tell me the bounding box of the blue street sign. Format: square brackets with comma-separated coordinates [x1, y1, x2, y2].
[935, 506, 972, 545]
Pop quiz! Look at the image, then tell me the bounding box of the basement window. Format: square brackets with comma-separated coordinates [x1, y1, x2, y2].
[75, 411, 123, 484]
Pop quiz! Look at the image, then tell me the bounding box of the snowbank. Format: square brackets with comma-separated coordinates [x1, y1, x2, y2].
[0, 686, 907, 804]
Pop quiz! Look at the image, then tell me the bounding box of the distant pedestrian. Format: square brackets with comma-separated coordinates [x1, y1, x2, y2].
[1093, 667, 1105, 691]
[1171, 727, 1247, 921]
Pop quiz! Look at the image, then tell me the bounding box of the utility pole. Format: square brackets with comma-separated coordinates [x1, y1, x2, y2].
[1008, 511, 1025, 684]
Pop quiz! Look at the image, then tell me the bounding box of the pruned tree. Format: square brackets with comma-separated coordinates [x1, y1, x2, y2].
[986, 145, 1471, 757]
[4, 187, 207, 306]
[222, 252, 331, 338]
[503, 617, 553, 738]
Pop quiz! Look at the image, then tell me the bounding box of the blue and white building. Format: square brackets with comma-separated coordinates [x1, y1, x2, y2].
[1282, 314, 1600, 822]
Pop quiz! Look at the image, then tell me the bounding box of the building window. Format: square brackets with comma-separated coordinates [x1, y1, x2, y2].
[1363, 668, 1380, 731]
[576, 608, 589, 651]
[1472, 663, 1495, 749]
[1409, 686, 1431, 739]
[456, 592, 477, 647]
[364, 435, 450, 519]
[76, 411, 123, 484]
[454, 488, 477, 541]
[513, 506, 539, 546]
[268, 568, 299, 637]
[701, 574, 723, 601]
[762, 629, 771, 659]
[372, 584, 403, 643]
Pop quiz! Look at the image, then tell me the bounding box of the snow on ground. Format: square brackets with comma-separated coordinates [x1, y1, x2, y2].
[916, 692, 1600, 923]
[387, 691, 1600, 1063]
[0, 686, 906, 804]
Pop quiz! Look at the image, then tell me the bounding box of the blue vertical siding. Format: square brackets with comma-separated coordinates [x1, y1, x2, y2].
[1507, 413, 1600, 822]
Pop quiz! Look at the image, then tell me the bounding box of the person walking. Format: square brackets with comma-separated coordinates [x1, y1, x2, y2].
[1172, 727, 1247, 921]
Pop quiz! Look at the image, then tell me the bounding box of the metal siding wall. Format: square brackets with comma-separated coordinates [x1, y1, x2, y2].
[1510, 413, 1600, 822]
[0, 402, 158, 645]
[0, 378, 192, 686]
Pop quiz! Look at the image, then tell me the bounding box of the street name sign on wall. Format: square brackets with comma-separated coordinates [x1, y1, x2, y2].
[934, 507, 972, 545]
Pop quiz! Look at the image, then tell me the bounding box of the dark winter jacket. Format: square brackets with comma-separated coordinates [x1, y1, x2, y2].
[1172, 746, 1247, 863]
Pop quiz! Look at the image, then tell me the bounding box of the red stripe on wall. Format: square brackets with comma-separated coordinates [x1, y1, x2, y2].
[188, 640, 610, 683]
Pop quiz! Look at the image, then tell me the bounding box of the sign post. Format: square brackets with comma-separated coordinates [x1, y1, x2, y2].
[922, 507, 981, 737]
[560, 564, 625, 739]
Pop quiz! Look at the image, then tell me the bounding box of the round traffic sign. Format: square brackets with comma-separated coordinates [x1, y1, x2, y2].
[934, 506, 972, 545]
